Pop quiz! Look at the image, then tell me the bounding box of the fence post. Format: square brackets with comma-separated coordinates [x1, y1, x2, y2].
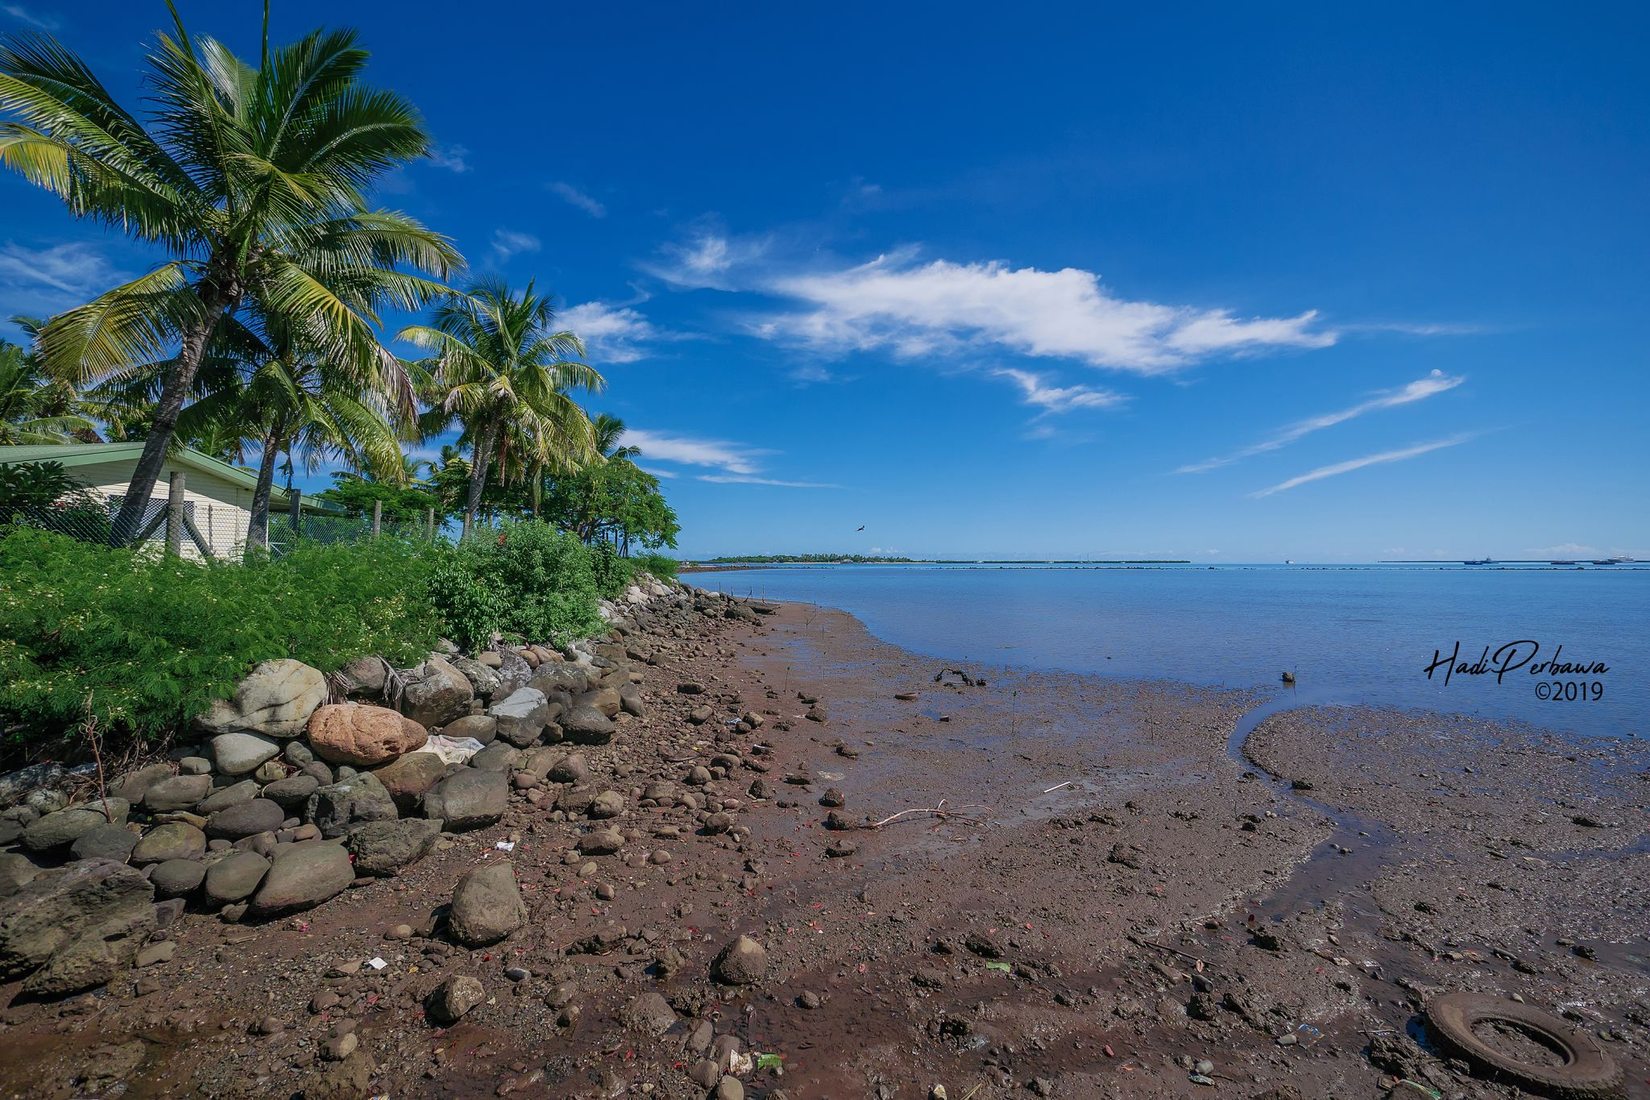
[289, 488, 302, 538]
[165, 471, 185, 557]
[371, 499, 382, 539]
[425, 507, 436, 542]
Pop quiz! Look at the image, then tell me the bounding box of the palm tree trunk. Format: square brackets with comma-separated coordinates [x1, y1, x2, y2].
[244, 423, 284, 558]
[462, 420, 496, 539]
[110, 286, 232, 545]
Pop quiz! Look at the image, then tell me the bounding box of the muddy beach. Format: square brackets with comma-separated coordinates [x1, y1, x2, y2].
[1, 593, 1645, 1099]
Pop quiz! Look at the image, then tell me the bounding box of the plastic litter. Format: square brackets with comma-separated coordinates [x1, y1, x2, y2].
[1189, 1074, 1216, 1086]
[1296, 1023, 1324, 1046]
[1392, 1082, 1441, 1099]
[366, 957, 386, 970]
[494, 840, 516, 852]
[984, 961, 1012, 974]
[419, 735, 485, 765]
[753, 1052, 783, 1071]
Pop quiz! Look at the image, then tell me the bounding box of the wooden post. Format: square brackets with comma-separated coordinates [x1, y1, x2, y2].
[165, 471, 184, 556]
[289, 488, 302, 536]
[425, 507, 436, 542]
[371, 499, 382, 539]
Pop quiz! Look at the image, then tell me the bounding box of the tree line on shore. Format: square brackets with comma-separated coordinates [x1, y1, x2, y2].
[0, 3, 676, 556]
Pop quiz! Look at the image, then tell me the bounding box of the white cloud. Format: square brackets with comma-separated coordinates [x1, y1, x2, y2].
[698, 474, 840, 488]
[559, 300, 685, 364]
[429, 144, 470, 173]
[992, 367, 1124, 413]
[642, 231, 771, 290]
[617, 429, 765, 476]
[1178, 369, 1465, 474]
[755, 252, 1334, 373]
[490, 229, 541, 261]
[1251, 435, 1472, 498]
[0, 241, 123, 319]
[2, 4, 57, 29]
[549, 182, 606, 218]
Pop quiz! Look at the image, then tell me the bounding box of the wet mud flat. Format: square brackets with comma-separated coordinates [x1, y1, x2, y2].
[0, 599, 1644, 1099]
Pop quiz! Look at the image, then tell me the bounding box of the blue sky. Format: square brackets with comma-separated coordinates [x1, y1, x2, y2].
[2, 2, 1647, 561]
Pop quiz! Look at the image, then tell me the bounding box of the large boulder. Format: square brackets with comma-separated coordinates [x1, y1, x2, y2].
[488, 688, 550, 748]
[22, 798, 130, 853]
[580, 686, 622, 719]
[399, 657, 474, 729]
[249, 841, 355, 917]
[559, 703, 615, 745]
[0, 859, 155, 996]
[203, 849, 270, 906]
[261, 774, 320, 812]
[371, 752, 449, 810]
[422, 769, 508, 832]
[334, 655, 388, 698]
[345, 819, 440, 877]
[198, 779, 259, 814]
[70, 824, 138, 863]
[305, 773, 398, 839]
[449, 656, 501, 697]
[111, 763, 173, 804]
[438, 715, 497, 746]
[149, 858, 206, 899]
[210, 732, 282, 777]
[711, 934, 769, 985]
[529, 663, 589, 696]
[142, 774, 212, 813]
[448, 861, 526, 946]
[131, 822, 207, 866]
[308, 703, 428, 768]
[198, 659, 326, 738]
[206, 798, 286, 840]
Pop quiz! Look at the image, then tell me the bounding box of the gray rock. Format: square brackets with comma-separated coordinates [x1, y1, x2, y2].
[450, 656, 501, 697]
[345, 819, 440, 877]
[22, 798, 130, 853]
[488, 687, 550, 747]
[529, 663, 589, 696]
[548, 753, 591, 784]
[143, 774, 212, 813]
[619, 685, 647, 718]
[283, 741, 314, 767]
[560, 703, 615, 745]
[579, 686, 622, 719]
[625, 991, 677, 1035]
[427, 973, 484, 1024]
[0, 762, 66, 812]
[203, 850, 270, 906]
[111, 763, 173, 803]
[206, 798, 285, 840]
[0, 859, 155, 996]
[576, 829, 624, 856]
[261, 773, 320, 811]
[711, 934, 768, 985]
[448, 861, 526, 946]
[0, 853, 40, 895]
[249, 841, 355, 917]
[197, 778, 260, 814]
[438, 714, 497, 746]
[198, 659, 326, 738]
[371, 752, 449, 810]
[70, 824, 137, 863]
[210, 732, 282, 776]
[305, 772, 398, 839]
[336, 655, 388, 697]
[179, 755, 213, 775]
[422, 769, 508, 832]
[589, 791, 625, 819]
[399, 656, 474, 728]
[131, 822, 207, 865]
[469, 742, 520, 773]
[149, 858, 205, 898]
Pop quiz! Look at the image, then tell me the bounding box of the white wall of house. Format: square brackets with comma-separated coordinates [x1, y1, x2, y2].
[75, 458, 280, 561]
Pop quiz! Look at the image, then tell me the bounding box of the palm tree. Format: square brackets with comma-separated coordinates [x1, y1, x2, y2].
[0, 10, 459, 543]
[0, 334, 97, 443]
[402, 280, 602, 537]
[592, 413, 641, 462]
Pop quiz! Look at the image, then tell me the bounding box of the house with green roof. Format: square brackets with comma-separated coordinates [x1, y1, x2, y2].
[0, 442, 336, 559]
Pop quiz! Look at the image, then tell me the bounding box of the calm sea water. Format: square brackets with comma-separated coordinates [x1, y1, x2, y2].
[691, 564, 1649, 741]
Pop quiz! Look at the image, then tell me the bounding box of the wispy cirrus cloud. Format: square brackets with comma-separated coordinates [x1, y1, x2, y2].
[0, 241, 123, 322]
[1177, 369, 1465, 474]
[559, 300, 689, 364]
[549, 181, 606, 218]
[1, 4, 57, 29]
[642, 230, 772, 292]
[490, 229, 541, 261]
[429, 144, 470, 173]
[991, 367, 1125, 414]
[618, 428, 834, 488]
[1251, 434, 1472, 498]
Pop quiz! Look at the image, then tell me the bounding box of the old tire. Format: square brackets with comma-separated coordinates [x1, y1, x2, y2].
[1426, 993, 1623, 1099]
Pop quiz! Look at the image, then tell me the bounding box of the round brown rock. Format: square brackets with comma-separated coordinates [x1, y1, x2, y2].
[307, 703, 428, 768]
[711, 934, 768, 985]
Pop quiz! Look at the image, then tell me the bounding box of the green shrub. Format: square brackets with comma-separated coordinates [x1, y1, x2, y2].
[489, 521, 605, 645]
[589, 542, 632, 598]
[0, 528, 443, 741]
[424, 539, 505, 652]
[632, 553, 679, 580]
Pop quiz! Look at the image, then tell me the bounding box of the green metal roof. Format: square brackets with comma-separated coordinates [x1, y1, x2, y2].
[0, 442, 332, 511]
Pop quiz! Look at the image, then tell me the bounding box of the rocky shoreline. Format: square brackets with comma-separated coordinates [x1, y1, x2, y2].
[0, 591, 1645, 1099]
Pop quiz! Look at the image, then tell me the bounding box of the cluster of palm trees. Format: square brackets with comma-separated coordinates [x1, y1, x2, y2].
[0, 6, 621, 549]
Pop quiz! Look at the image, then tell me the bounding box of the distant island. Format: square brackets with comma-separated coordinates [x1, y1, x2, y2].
[686, 555, 1193, 567]
[703, 553, 918, 564]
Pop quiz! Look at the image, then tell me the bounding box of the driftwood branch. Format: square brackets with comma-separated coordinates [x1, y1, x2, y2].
[859, 799, 985, 830]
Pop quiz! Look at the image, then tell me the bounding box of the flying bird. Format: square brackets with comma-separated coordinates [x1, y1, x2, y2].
[856, 525, 865, 531]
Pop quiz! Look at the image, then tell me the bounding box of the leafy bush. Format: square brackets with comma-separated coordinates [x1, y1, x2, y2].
[632, 553, 678, 580]
[0, 528, 444, 741]
[0, 461, 112, 542]
[589, 542, 632, 598]
[424, 521, 606, 651]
